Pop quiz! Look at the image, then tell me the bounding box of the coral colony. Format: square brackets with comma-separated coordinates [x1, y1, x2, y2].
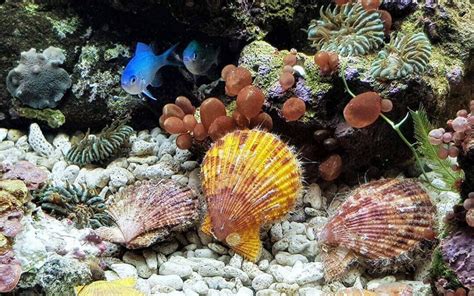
[0, 0, 473, 295]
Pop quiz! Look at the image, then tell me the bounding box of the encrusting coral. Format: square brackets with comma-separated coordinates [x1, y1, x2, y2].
[95, 179, 198, 249]
[0, 180, 29, 293]
[307, 3, 385, 56]
[370, 32, 432, 80]
[6, 46, 71, 109]
[201, 129, 303, 261]
[1, 161, 48, 190]
[35, 183, 111, 229]
[440, 228, 474, 290]
[319, 178, 436, 281]
[65, 119, 134, 166]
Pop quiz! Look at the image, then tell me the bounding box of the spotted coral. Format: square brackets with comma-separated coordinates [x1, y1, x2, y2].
[35, 184, 111, 229]
[65, 120, 133, 166]
[370, 32, 432, 80]
[307, 3, 385, 56]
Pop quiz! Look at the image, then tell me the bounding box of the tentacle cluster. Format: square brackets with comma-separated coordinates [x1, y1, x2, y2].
[35, 184, 111, 229]
[66, 120, 134, 165]
[370, 32, 432, 80]
[307, 3, 385, 56]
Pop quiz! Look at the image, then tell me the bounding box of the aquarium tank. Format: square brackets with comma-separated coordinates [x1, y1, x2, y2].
[0, 0, 473, 295]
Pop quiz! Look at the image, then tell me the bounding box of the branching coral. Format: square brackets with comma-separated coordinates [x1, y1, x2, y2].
[65, 120, 133, 165]
[36, 184, 111, 229]
[307, 3, 385, 56]
[370, 32, 432, 80]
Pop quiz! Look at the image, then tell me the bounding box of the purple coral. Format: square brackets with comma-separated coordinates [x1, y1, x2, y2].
[294, 78, 312, 103]
[0, 251, 21, 293]
[447, 66, 463, 85]
[381, 0, 418, 11]
[441, 228, 474, 289]
[1, 161, 48, 190]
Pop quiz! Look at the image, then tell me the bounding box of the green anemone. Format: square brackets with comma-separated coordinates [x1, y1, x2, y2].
[307, 3, 385, 56]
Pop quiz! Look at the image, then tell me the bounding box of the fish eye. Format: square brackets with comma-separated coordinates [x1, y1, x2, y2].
[130, 76, 137, 84]
[192, 53, 198, 60]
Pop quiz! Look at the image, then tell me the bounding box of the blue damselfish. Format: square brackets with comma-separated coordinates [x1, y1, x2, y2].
[121, 42, 178, 100]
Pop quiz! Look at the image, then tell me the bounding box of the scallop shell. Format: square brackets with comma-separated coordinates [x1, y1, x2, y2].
[320, 178, 436, 280]
[95, 179, 198, 249]
[75, 277, 144, 296]
[201, 129, 303, 261]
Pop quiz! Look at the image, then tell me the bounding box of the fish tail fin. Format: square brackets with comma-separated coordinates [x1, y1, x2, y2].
[159, 43, 181, 67]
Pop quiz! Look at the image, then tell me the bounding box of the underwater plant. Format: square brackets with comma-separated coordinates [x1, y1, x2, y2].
[412, 108, 463, 191]
[95, 179, 198, 249]
[370, 32, 432, 80]
[201, 129, 303, 261]
[307, 3, 385, 56]
[65, 120, 133, 165]
[320, 178, 436, 280]
[36, 184, 111, 229]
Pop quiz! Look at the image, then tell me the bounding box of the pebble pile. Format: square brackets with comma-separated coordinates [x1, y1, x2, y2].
[2, 124, 434, 295]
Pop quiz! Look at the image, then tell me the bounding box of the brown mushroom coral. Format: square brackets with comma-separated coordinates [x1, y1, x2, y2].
[200, 97, 227, 130]
[163, 117, 186, 134]
[343, 91, 382, 128]
[224, 67, 252, 96]
[175, 96, 195, 115]
[236, 85, 265, 120]
[279, 72, 295, 91]
[281, 97, 306, 122]
[378, 10, 392, 35]
[250, 112, 273, 131]
[314, 51, 339, 76]
[360, 0, 380, 10]
[208, 116, 237, 141]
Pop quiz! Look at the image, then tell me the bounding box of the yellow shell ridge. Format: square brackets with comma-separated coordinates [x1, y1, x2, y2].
[201, 129, 303, 261]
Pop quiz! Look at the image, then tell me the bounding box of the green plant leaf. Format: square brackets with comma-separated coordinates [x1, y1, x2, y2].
[410, 107, 462, 191]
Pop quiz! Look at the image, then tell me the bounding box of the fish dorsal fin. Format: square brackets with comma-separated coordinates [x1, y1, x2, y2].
[136, 42, 153, 54]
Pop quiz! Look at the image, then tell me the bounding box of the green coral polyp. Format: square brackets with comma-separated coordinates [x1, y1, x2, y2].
[307, 3, 385, 56]
[66, 120, 133, 165]
[370, 32, 432, 80]
[36, 184, 111, 229]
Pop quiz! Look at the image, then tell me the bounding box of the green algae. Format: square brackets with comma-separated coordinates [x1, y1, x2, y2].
[430, 248, 462, 290]
[17, 107, 66, 128]
[46, 16, 80, 39]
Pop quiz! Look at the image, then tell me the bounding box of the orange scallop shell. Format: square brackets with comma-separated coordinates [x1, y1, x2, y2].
[320, 178, 436, 280]
[95, 179, 198, 249]
[201, 129, 303, 261]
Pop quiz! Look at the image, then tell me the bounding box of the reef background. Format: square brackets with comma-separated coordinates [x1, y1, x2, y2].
[0, 0, 472, 183]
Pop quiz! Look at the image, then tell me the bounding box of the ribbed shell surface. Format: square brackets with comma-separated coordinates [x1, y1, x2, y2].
[95, 179, 198, 249]
[320, 179, 436, 260]
[201, 129, 303, 260]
